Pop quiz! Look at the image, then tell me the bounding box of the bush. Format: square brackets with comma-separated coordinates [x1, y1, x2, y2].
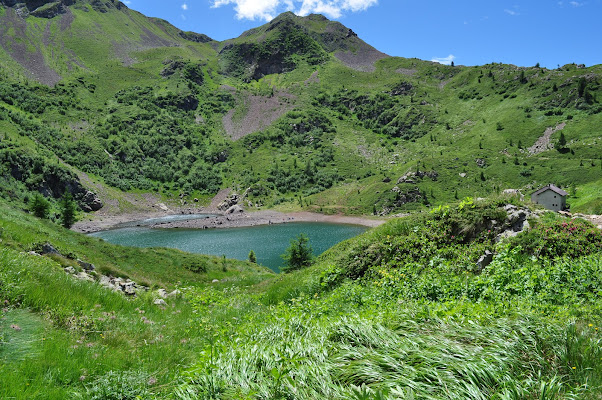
[511, 218, 602, 259]
[85, 370, 151, 400]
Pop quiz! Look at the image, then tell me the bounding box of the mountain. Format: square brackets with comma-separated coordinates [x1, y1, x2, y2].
[0, 0, 601, 217]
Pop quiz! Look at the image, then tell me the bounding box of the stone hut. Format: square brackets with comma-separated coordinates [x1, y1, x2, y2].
[531, 184, 568, 212]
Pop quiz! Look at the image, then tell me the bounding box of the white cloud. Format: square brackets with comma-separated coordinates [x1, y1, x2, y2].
[211, 0, 378, 21]
[431, 54, 455, 66]
[181, 3, 188, 10]
[504, 8, 519, 15]
[569, 1, 584, 6]
[123, 0, 131, 4]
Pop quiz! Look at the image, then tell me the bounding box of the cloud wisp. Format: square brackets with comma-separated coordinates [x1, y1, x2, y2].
[431, 54, 456, 66]
[211, 0, 378, 21]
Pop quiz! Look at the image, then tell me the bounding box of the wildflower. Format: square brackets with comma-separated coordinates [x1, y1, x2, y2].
[148, 377, 157, 386]
[589, 324, 594, 327]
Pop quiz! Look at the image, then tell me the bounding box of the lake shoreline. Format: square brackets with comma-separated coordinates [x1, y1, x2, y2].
[73, 209, 386, 233]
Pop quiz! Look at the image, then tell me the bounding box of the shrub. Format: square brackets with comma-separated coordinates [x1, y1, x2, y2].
[85, 370, 151, 400]
[511, 218, 602, 259]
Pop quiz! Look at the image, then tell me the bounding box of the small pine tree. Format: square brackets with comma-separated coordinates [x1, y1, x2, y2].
[578, 77, 587, 98]
[30, 193, 50, 219]
[496, 122, 503, 131]
[480, 171, 486, 181]
[248, 250, 257, 264]
[558, 132, 567, 148]
[281, 234, 313, 273]
[59, 192, 77, 228]
[502, 157, 506, 164]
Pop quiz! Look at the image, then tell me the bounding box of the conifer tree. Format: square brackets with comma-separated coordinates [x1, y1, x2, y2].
[30, 193, 50, 219]
[59, 192, 77, 228]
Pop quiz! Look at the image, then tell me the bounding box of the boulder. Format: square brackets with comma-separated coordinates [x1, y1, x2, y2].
[77, 259, 95, 271]
[167, 289, 181, 298]
[64, 266, 76, 274]
[41, 243, 60, 255]
[153, 299, 167, 306]
[79, 191, 103, 212]
[156, 289, 168, 298]
[75, 272, 94, 282]
[476, 250, 494, 271]
[226, 204, 244, 214]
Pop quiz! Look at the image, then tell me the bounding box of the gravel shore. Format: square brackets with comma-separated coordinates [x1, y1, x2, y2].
[73, 208, 385, 233]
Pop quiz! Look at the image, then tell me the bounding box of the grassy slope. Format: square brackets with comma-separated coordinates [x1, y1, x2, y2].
[0, 200, 274, 398]
[0, 5, 600, 216]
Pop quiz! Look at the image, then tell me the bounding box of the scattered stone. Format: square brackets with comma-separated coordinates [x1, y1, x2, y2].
[75, 272, 95, 282]
[212, 279, 220, 283]
[77, 260, 95, 271]
[157, 203, 170, 212]
[226, 204, 244, 214]
[167, 289, 181, 298]
[28, 251, 41, 256]
[459, 173, 467, 178]
[41, 243, 60, 255]
[475, 158, 487, 168]
[153, 299, 167, 306]
[64, 266, 76, 274]
[156, 289, 168, 298]
[476, 250, 494, 271]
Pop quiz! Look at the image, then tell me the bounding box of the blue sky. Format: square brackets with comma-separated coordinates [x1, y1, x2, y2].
[123, 0, 602, 69]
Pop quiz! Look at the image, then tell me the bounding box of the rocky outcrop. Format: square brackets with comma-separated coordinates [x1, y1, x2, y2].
[178, 31, 213, 43]
[218, 193, 240, 211]
[1, 0, 77, 18]
[397, 170, 439, 184]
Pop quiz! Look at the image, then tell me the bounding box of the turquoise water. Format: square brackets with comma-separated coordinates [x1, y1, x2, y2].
[90, 219, 367, 272]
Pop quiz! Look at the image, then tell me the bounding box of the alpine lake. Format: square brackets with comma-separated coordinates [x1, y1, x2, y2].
[90, 214, 368, 272]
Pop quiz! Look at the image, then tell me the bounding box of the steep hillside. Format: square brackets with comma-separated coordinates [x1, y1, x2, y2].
[0, 2, 600, 219]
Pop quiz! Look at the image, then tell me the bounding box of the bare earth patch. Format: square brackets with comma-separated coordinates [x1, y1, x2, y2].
[335, 47, 388, 72]
[0, 9, 61, 86]
[528, 122, 566, 155]
[396, 68, 417, 76]
[222, 90, 296, 140]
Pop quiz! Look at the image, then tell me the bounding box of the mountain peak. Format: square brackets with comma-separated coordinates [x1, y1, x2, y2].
[221, 12, 387, 79]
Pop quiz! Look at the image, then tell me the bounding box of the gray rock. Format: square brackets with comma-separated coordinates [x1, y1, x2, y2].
[77, 259, 95, 271]
[79, 191, 103, 212]
[153, 299, 167, 306]
[212, 279, 220, 283]
[156, 289, 168, 298]
[167, 289, 181, 298]
[476, 250, 494, 271]
[64, 266, 76, 274]
[226, 204, 244, 214]
[41, 243, 60, 255]
[75, 272, 94, 282]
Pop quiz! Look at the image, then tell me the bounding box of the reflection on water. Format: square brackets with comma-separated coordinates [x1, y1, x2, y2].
[90, 221, 367, 273]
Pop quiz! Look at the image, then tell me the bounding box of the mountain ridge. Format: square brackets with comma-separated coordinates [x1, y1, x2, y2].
[0, 1, 600, 218]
